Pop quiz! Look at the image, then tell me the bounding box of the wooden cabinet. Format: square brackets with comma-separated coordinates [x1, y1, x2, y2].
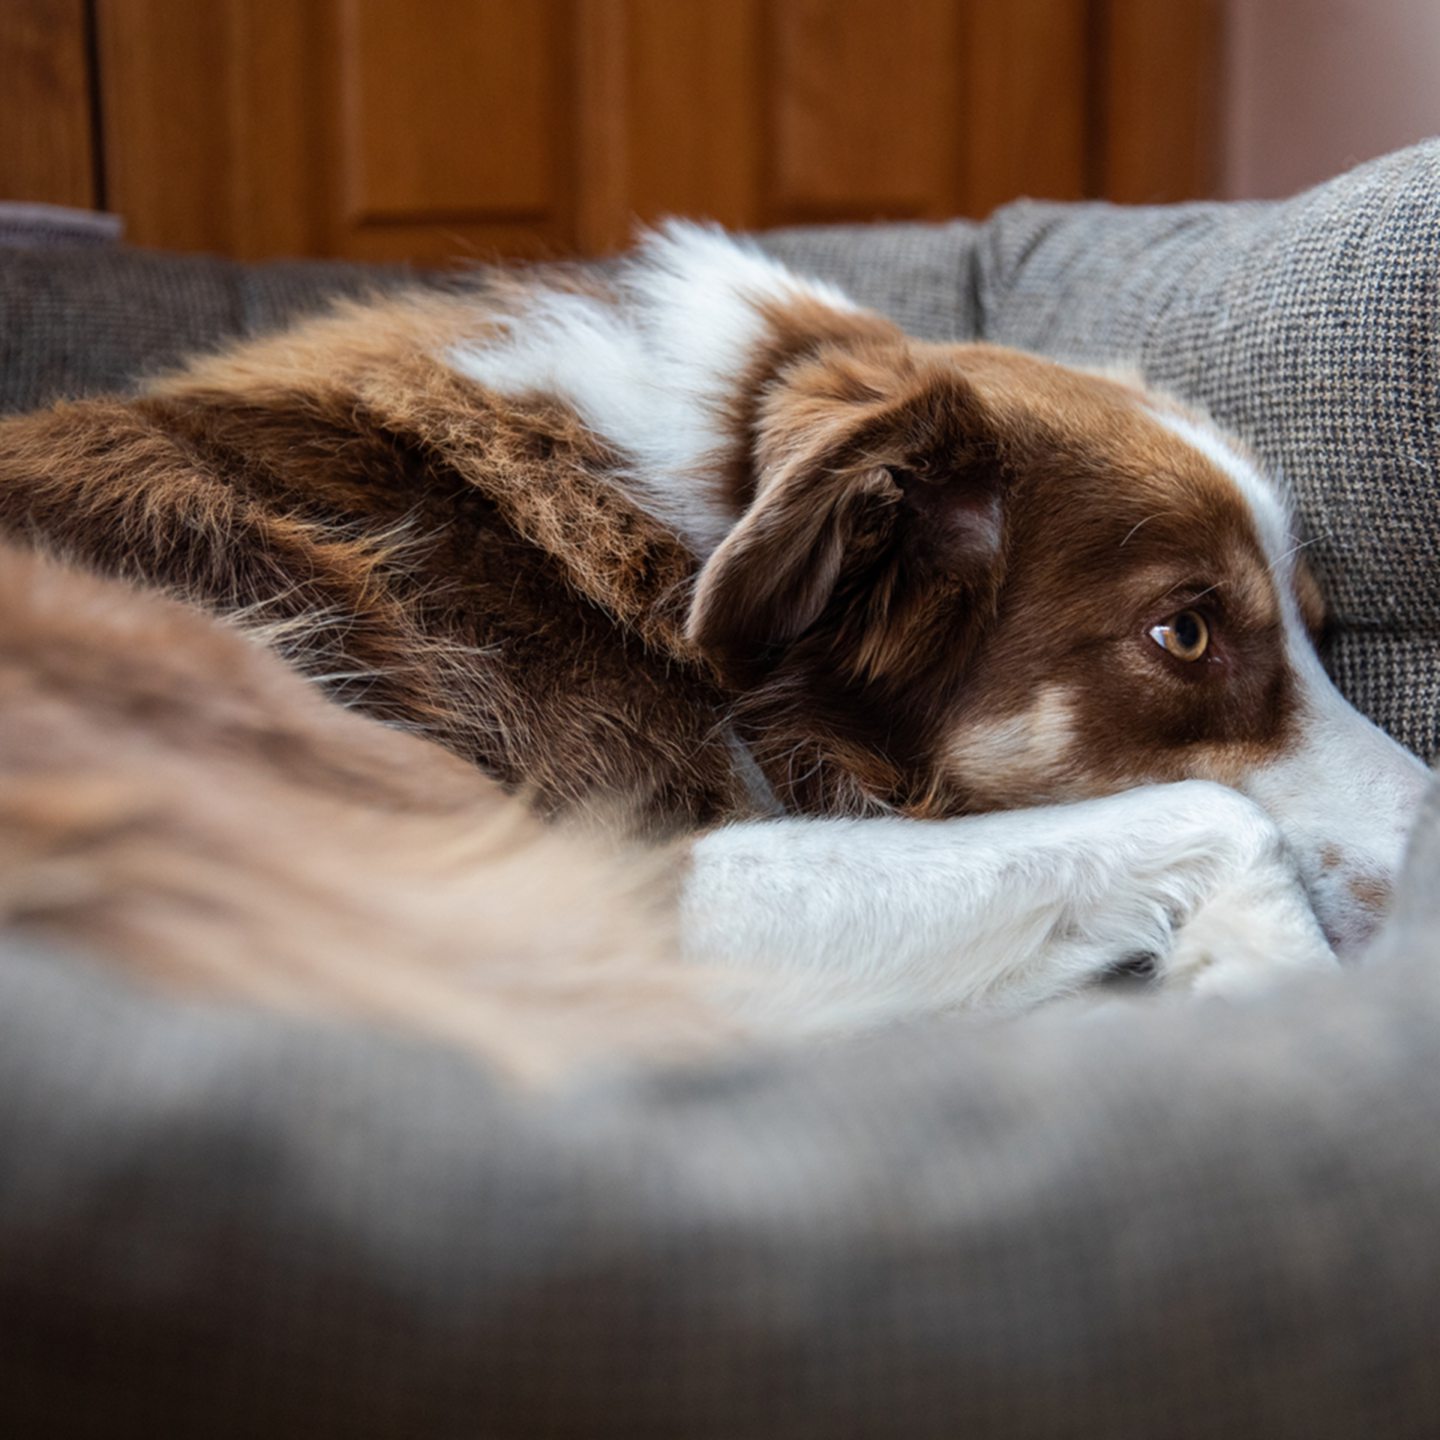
[1, 0, 1223, 262]
[0, 0, 97, 210]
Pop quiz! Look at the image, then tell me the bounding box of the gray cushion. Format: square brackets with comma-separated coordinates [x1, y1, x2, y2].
[0, 245, 416, 415]
[5, 778, 1440, 1438]
[760, 218, 980, 341]
[6, 150, 1440, 1436]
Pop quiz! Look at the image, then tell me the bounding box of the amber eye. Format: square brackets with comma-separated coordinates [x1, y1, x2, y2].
[1148, 609, 1210, 662]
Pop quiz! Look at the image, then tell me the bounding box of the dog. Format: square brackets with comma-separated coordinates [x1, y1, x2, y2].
[0, 223, 1427, 1064]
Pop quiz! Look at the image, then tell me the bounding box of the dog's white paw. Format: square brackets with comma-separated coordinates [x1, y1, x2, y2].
[1097, 779, 1341, 999]
[1162, 867, 1338, 997]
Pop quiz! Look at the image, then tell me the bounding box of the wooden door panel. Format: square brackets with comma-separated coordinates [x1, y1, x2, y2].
[335, 0, 580, 260]
[226, 2, 333, 257]
[339, 0, 558, 222]
[769, 0, 963, 221]
[963, 0, 1091, 215]
[622, 0, 1086, 234]
[87, 0, 1222, 262]
[1103, 0, 1224, 203]
[0, 0, 97, 208]
[96, 0, 239, 252]
[625, 0, 763, 234]
[98, 0, 585, 261]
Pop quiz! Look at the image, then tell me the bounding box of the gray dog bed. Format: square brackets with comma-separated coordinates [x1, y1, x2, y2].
[4, 141, 1440, 1437]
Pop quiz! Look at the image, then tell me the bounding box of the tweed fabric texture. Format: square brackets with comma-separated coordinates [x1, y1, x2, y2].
[0, 201, 124, 250]
[0, 244, 418, 416]
[4, 791, 1440, 1440]
[759, 218, 979, 341]
[971, 140, 1440, 759]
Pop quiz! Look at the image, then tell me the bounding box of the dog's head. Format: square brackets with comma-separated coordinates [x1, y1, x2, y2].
[688, 321, 1427, 955]
[452, 222, 1426, 956]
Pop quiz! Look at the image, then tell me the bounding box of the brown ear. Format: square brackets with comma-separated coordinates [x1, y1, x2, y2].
[686, 360, 1008, 684]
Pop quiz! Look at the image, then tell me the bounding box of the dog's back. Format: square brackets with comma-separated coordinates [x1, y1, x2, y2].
[0, 290, 759, 832]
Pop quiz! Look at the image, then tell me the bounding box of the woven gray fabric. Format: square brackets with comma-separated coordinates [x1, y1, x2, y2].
[0, 201, 124, 249]
[0, 223, 979, 422]
[4, 798, 1440, 1439]
[759, 219, 980, 341]
[971, 140, 1440, 759]
[0, 244, 417, 415]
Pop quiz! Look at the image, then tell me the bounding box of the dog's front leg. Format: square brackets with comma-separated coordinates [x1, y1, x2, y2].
[680, 780, 1337, 1032]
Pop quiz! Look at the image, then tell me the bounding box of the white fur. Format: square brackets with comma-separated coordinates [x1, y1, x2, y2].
[449, 221, 853, 554]
[1149, 405, 1429, 954]
[1242, 612, 1429, 951]
[683, 780, 1337, 1033]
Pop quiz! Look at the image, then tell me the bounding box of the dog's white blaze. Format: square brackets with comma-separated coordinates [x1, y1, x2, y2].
[1151, 405, 1428, 953]
[448, 221, 852, 555]
[1149, 408, 1292, 557]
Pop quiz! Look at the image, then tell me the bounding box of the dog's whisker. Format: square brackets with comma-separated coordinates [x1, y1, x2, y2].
[1268, 533, 1328, 576]
[1119, 514, 1162, 549]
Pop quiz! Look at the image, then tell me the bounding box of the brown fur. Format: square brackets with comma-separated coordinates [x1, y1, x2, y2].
[0, 543, 742, 1077]
[0, 292, 755, 832]
[0, 282, 1312, 826]
[0, 276, 1317, 1055]
[694, 331, 1311, 816]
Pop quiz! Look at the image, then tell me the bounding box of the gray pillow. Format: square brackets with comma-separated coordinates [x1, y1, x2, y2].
[760, 218, 980, 342]
[6, 148, 1440, 1439]
[5, 775, 1440, 1437]
[0, 245, 416, 415]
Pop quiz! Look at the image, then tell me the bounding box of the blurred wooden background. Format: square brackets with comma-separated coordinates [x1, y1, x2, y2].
[0, 0, 1221, 262]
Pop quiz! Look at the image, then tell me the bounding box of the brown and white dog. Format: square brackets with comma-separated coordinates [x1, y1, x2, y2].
[0, 223, 1427, 1061]
[450, 224, 1427, 1015]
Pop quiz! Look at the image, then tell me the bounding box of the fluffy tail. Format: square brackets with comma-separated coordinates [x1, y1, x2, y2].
[0, 543, 744, 1082]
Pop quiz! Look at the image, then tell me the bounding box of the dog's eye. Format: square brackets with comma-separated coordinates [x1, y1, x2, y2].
[1148, 609, 1210, 662]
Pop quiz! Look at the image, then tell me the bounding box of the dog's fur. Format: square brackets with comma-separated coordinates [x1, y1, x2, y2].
[0, 225, 1426, 1067]
[0, 542, 757, 1077]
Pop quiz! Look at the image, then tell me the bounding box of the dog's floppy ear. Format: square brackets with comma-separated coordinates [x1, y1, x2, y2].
[686, 354, 1008, 684]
